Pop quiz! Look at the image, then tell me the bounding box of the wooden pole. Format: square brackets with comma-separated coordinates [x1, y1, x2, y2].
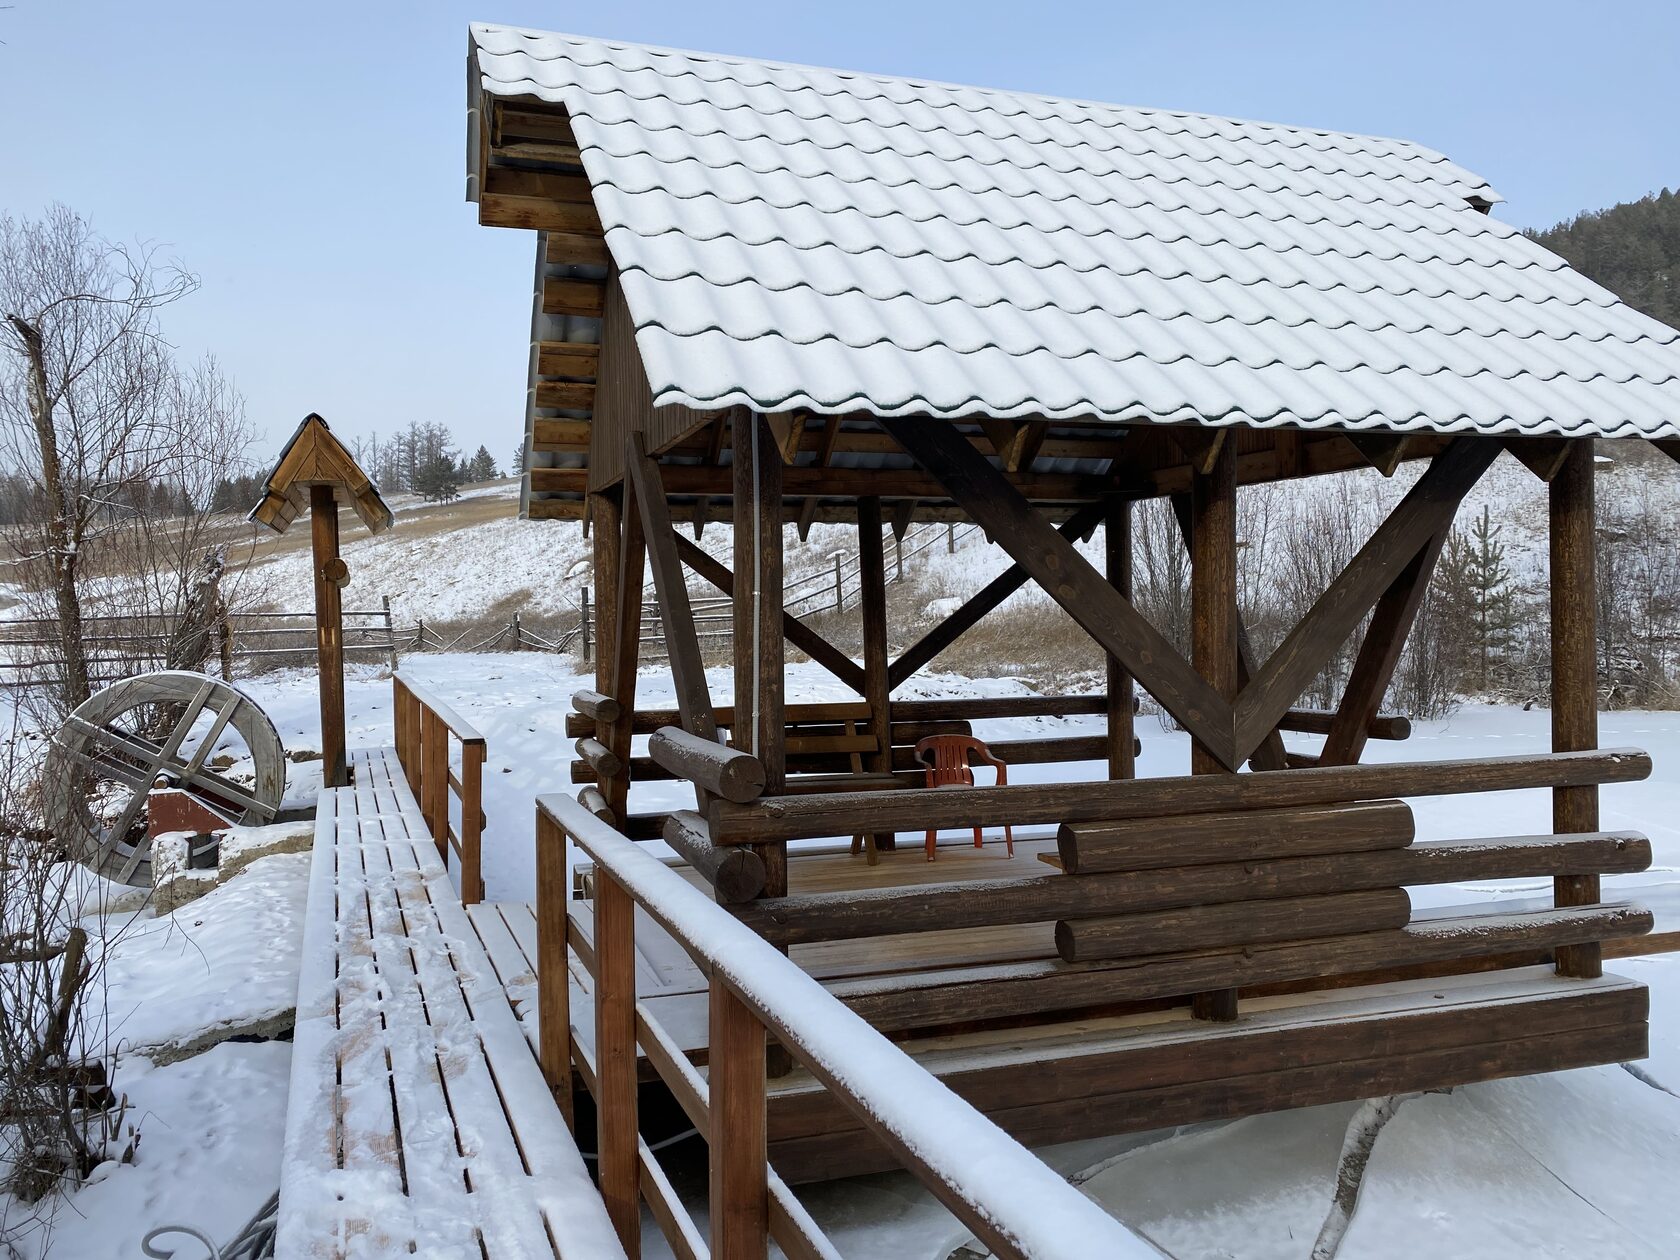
[310, 485, 347, 787]
[595, 873, 641, 1257]
[1190, 438, 1239, 1021]
[858, 497, 895, 853]
[604, 487, 644, 826]
[1104, 497, 1135, 780]
[734, 411, 787, 894]
[535, 809, 573, 1128]
[708, 977, 769, 1259]
[1551, 440, 1601, 979]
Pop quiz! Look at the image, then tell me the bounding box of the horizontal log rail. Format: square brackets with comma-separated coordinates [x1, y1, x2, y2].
[731, 832, 1653, 946]
[536, 794, 1152, 1260]
[564, 693, 1410, 739]
[393, 673, 488, 903]
[707, 747, 1652, 845]
[572, 733, 1141, 786]
[829, 903, 1655, 1035]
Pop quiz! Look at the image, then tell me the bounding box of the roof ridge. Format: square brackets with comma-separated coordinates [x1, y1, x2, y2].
[468, 22, 1446, 158]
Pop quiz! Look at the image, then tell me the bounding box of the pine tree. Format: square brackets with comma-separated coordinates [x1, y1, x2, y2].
[511, 442, 526, 475]
[412, 453, 461, 503]
[1438, 507, 1520, 694]
[465, 444, 499, 482]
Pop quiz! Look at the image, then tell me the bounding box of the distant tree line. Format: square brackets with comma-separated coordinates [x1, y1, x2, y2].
[1525, 187, 1680, 327]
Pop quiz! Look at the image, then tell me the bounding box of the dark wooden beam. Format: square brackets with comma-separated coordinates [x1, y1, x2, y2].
[882, 417, 1238, 767]
[1551, 440, 1600, 978]
[1188, 439, 1241, 1020]
[1104, 498, 1135, 780]
[734, 412, 787, 896]
[1319, 527, 1450, 767]
[1345, 432, 1411, 477]
[1505, 436, 1572, 483]
[857, 498, 895, 853]
[605, 485, 645, 825]
[626, 434, 717, 745]
[1231, 438, 1498, 763]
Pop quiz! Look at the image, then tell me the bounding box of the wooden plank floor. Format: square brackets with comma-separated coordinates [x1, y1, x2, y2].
[277, 748, 626, 1260]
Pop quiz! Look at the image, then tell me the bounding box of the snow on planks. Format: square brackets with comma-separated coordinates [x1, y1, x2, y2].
[276, 747, 625, 1260]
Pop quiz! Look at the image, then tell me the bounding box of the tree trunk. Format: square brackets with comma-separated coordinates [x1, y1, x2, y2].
[6, 314, 90, 711]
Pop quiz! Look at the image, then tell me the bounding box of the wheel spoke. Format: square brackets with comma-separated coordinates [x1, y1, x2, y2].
[114, 827, 152, 885]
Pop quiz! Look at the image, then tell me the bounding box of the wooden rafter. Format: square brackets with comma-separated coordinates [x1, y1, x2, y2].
[1504, 436, 1573, 483]
[1232, 439, 1498, 762]
[882, 417, 1239, 767]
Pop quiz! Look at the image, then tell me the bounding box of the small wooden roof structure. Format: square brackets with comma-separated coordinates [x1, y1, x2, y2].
[249, 413, 394, 535]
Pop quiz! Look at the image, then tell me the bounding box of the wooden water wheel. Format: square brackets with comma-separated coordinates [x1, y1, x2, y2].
[44, 671, 287, 886]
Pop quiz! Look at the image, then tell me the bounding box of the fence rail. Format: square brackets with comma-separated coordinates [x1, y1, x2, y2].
[0, 602, 400, 690]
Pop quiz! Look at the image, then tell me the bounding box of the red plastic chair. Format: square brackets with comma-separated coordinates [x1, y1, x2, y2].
[914, 735, 1014, 861]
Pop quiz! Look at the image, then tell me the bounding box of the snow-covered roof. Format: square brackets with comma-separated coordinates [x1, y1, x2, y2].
[467, 24, 1680, 441]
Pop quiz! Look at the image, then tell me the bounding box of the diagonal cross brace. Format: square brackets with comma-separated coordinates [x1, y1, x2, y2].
[882, 416, 1240, 768]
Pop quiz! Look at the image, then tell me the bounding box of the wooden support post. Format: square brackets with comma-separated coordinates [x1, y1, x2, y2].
[421, 708, 448, 864]
[535, 808, 572, 1128]
[1551, 440, 1601, 979]
[734, 411, 787, 894]
[605, 486, 645, 826]
[1190, 437, 1240, 1022]
[595, 873, 641, 1257]
[1104, 497, 1135, 780]
[858, 497, 896, 852]
[310, 485, 347, 787]
[708, 977, 769, 1260]
[460, 742, 485, 904]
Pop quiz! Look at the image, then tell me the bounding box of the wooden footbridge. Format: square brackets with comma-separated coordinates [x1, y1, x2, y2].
[267, 21, 1680, 1259]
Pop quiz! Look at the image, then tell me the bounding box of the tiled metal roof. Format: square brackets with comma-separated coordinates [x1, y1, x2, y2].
[468, 24, 1680, 440]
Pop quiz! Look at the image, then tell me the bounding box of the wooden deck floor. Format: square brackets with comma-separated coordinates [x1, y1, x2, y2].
[277, 748, 624, 1259]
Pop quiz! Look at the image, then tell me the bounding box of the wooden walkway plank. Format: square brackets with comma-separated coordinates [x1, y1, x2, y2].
[278, 749, 625, 1260]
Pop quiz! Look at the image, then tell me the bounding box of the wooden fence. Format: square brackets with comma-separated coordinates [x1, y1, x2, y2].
[0, 603, 400, 690]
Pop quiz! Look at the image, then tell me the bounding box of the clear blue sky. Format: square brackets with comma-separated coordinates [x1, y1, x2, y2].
[4, 1, 1676, 461]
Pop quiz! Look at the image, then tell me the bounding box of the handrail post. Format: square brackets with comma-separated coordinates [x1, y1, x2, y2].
[595, 871, 641, 1257]
[536, 808, 573, 1130]
[421, 708, 449, 864]
[461, 743, 485, 904]
[709, 975, 769, 1260]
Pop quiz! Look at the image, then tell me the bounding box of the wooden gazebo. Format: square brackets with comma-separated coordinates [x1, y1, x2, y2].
[459, 22, 1680, 1248]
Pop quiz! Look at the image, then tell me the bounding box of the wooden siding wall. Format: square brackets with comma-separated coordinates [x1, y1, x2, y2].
[589, 272, 715, 491]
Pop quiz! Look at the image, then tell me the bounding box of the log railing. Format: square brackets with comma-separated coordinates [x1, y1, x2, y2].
[535, 793, 1154, 1260]
[393, 673, 488, 903]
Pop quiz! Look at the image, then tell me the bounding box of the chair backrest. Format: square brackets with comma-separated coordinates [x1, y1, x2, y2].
[915, 734, 994, 786]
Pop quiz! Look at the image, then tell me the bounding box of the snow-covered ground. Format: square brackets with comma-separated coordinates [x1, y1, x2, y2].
[9, 652, 1680, 1258]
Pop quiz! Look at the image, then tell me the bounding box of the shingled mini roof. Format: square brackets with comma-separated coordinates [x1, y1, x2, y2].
[248, 413, 394, 535]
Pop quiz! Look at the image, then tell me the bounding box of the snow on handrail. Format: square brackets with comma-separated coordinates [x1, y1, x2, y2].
[392, 672, 486, 746]
[538, 792, 1159, 1260]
